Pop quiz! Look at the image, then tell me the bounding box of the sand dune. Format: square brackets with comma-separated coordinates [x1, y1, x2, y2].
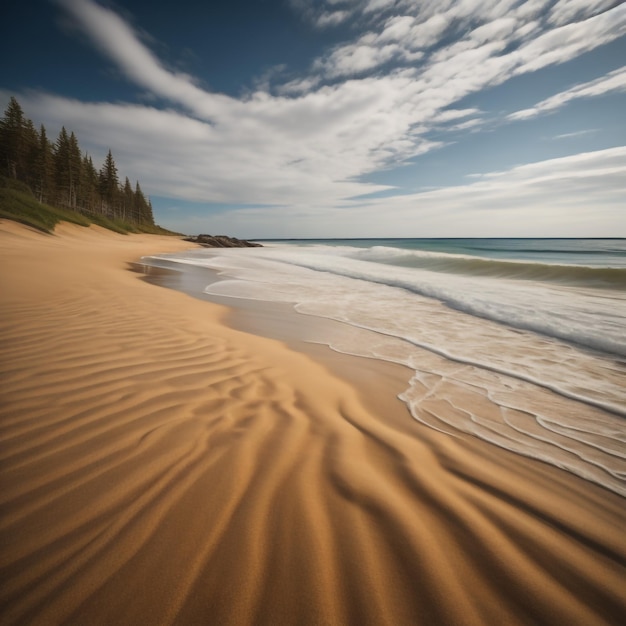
[1, 221, 624, 625]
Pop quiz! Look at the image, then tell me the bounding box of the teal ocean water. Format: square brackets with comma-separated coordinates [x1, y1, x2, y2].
[145, 238, 626, 496]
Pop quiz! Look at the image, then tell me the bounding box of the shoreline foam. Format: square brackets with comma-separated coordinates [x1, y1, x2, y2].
[1, 221, 625, 625]
[142, 248, 626, 497]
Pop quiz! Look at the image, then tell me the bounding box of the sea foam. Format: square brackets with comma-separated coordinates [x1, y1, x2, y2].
[146, 241, 626, 496]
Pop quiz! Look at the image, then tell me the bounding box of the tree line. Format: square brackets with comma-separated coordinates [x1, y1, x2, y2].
[0, 97, 155, 226]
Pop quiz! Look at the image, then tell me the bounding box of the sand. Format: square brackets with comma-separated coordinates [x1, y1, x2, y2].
[0, 220, 624, 625]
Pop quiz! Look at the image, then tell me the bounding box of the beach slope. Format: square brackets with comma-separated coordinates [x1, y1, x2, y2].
[0, 221, 624, 625]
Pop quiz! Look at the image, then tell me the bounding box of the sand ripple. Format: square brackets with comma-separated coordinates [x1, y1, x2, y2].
[1, 223, 625, 625]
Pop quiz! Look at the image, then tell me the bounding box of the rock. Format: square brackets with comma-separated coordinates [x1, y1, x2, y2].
[183, 234, 262, 248]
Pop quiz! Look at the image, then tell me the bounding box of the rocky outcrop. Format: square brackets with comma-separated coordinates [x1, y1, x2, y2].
[184, 234, 262, 248]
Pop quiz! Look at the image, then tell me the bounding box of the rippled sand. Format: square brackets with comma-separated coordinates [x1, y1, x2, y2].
[1, 221, 624, 625]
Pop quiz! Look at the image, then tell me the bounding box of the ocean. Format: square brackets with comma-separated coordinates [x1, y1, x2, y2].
[144, 238, 626, 496]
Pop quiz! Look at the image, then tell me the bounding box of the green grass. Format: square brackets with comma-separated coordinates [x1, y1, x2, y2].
[0, 187, 91, 233]
[0, 178, 182, 236]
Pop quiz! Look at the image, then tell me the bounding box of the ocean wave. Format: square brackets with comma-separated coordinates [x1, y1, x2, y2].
[251, 250, 626, 358]
[151, 247, 626, 358]
[143, 249, 626, 495]
[348, 246, 626, 289]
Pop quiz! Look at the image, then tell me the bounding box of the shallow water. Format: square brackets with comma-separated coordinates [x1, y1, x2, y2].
[144, 238, 626, 496]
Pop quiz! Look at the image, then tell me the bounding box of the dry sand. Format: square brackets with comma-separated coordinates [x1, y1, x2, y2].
[0, 220, 624, 625]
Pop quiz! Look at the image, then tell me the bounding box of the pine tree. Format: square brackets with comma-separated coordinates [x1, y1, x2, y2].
[22, 119, 40, 190]
[145, 198, 155, 225]
[0, 97, 28, 179]
[134, 181, 153, 224]
[99, 149, 119, 217]
[54, 127, 71, 207]
[122, 176, 135, 222]
[81, 154, 100, 214]
[32, 125, 55, 204]
[67, 132, 82, 209]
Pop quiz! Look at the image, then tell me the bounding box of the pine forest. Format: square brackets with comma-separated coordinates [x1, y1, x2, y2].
[0, 97, 156, 227]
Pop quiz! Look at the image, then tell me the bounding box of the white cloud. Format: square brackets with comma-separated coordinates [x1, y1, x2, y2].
[316, 10, 350, 27]
[316, 41, 401, 77]
[35, 0, 626, 237]
[469, 17, 518, 44]
[365, 0, 397, 14]
[377, 15, 414, 43]
[548, 0, 618, 26]
[307, 0, 625, 90]
[288, 0, 360, 29]
[158, 148, 626, 238]
[278, 76, 322, 96]
[431, 108, 481, 123]
[11, 88, 399, 206]
[553, 129, 598, 140]
[54, 0, 235, 121]
[508, 66, 626, 120]
[403, 13, 451, 50]
[510, 8, 626, 75]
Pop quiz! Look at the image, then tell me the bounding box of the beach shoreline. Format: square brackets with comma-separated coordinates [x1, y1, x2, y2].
[133, 257, 417, 427]
[1, 221, 625, 625]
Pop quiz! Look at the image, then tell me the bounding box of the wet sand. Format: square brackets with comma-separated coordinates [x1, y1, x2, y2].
[1, 220, 624, 625]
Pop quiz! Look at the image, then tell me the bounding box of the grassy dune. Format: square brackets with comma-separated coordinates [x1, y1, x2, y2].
[0, 177, 179, 236]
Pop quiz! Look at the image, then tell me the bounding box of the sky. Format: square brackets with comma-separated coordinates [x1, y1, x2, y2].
[1, 0, 625, 238]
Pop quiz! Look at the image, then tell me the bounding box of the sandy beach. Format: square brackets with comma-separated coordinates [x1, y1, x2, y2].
[1, 221, 624, 625]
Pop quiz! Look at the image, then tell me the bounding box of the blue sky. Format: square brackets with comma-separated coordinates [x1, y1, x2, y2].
[1, 0, 625, 237]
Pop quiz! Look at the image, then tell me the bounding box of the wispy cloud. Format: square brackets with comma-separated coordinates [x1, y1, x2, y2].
[288, 0, 357, 29]
[316, 10, 350, 28]
[158, 148, 626, 237]
[547, 0, 620, 26]
[552, 129, 599, 140]
[355, 147, 626, 237]
[54, 0, 233, 120]
[508, 66, 626, 120]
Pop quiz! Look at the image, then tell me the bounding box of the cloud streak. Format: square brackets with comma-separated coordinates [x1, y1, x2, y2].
[508, 66, 626, 120]
[54, 0, 233, 120]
